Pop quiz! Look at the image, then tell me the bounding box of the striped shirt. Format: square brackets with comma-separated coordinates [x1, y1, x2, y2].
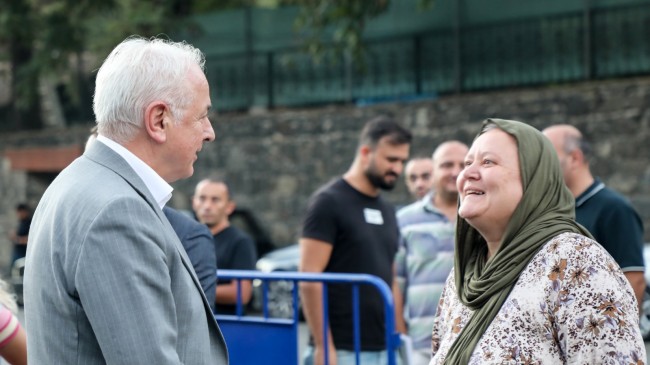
[396, 194, 455, 351]
[0, 304, 20, 348]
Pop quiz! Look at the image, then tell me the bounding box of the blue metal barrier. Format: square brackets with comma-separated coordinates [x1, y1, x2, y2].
[215, 270, 401, 365]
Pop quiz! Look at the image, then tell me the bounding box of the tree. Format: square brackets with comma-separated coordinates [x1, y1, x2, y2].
[0, 0, 428, 130]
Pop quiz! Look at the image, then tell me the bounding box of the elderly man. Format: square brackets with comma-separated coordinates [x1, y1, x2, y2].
[24, 37, 228, 364]
[543, 124, 645, 311]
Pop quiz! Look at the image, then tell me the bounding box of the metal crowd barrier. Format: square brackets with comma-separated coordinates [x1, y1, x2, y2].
[215, 270, 401, 365]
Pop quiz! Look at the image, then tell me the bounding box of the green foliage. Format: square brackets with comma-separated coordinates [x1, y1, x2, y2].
[0, 0, 429, 127]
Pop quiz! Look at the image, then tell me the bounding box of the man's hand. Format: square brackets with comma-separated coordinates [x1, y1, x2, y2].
[313, 344, 337, 365]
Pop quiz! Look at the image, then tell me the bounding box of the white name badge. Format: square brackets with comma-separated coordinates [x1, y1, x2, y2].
[363, 208, 384, 225]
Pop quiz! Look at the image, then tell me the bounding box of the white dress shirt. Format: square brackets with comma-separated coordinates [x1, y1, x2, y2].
[96, 135, 172, 209]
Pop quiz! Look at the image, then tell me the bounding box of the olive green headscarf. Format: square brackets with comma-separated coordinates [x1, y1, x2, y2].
[443, 119, 592, 365]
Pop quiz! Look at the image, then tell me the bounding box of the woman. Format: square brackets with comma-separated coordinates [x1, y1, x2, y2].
[429, 119, 645, 364]
[0, 279, 26, 365]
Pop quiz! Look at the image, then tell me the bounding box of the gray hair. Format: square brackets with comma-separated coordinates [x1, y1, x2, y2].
[93, 36, 206, 144]
[563, 134, 593, 163]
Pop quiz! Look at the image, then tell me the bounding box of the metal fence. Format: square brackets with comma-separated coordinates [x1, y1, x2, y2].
[215, 270, 400, 365]
[207, 3, 650, 111]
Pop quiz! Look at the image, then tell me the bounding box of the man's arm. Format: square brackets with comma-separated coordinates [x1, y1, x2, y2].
[299, 237, 337, 365]
[392, 264, 407, 334]
[216, 234, 257, 306]
[164, 207, 217, 310]
[216, 280, 253, 305]
[182, 226, 218, 311]
[76, 198, 186, 364]
[599, 203, 645, 313]
[624, 271, 645, 313]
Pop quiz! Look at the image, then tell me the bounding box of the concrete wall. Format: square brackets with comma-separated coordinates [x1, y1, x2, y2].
[1, 76, 649, 273]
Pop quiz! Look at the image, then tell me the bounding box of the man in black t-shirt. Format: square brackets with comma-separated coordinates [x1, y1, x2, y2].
[10, 203, 32, 266]
[193, 175, 257, 314]
[300, 116, 412, 365]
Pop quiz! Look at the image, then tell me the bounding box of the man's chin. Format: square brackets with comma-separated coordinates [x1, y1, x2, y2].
[379, 181, 397, 191]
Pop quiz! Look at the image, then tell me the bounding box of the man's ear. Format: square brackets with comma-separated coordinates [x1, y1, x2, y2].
[144, 101, 171, 144]
[568, 147, 584, 168]
[225, 200, 236, 216]
[359, 145, 372, 158]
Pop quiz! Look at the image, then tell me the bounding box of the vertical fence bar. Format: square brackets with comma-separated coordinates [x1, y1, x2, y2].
[267, 51, 275, 109]
[414, 34, 423, 95]
[344, 51, 353, 102]
[235, 279, 243, 316]
[583, 0, 594, 79]
[322, 283, 330, 365]
[352, 285, 361, 365]
[262, 279, 269, 318]
[453, 0, 463, 94]
[244, 6, 254, 107]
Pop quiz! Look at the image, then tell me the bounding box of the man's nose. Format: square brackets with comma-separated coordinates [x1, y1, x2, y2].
[204, 122, 215, 142]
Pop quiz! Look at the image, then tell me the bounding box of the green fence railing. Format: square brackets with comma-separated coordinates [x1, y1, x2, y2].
[206, 3, 650, 111]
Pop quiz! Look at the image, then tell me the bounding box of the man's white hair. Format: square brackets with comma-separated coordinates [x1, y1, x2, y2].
[93, 36, 206, 144]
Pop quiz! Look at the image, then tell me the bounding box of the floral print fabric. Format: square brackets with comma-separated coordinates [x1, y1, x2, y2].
[430, 232, 646, 365]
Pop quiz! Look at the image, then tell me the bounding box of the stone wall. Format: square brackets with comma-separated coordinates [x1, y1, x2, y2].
[1, 76, 649, 270]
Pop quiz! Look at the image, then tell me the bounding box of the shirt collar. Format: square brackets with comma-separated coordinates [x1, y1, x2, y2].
[421, 192, 445, 216]
[575, 178, 605, 208]
[96, 135, 173, 210]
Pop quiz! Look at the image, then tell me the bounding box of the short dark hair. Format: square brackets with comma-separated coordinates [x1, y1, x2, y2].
[16, 203, 30, 212]
[358, 116, 412, 149]
[199, 173, 233, 199]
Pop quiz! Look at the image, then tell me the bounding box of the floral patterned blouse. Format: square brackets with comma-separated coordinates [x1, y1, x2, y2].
[430, 232, 646, 365]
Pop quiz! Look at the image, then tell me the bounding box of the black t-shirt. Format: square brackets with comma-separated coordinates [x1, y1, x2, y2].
[13, 216, 32, 258]
[214, 225, 257, 315]
[302, 178, 399, 351]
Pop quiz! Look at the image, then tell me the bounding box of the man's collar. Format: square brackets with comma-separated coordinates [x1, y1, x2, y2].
[96, 135, 173, 209]
[575, 178, 605, 207]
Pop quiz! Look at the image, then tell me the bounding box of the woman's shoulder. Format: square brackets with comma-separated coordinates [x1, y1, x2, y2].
[542, 232, 607, 258]
[536, 232, 624, 277]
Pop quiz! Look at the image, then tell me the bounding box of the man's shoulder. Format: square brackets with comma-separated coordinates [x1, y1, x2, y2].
[580, 185, 638, 216]
[164, 207, 211, 240]
[397, 198, 444, 226]
[221, 225, 254, 245]
[596, 186, 634, 206]
[397, 199, 425, 218]
[312, 178, 345, 197]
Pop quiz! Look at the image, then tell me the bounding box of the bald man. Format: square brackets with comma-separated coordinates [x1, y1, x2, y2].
[404, 157, 434, 201]
[543, 124, 645, 311]
[393, 140, 468, 365]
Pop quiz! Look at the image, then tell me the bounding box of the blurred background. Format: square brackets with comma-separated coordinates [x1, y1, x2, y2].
[1, 0, 649, 274]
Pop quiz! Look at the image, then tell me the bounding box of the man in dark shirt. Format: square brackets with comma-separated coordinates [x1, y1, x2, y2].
[300, 116, 412, 365]
[11, 203, 32, 266]
[544, 124, 645, 311]
[163, 207, 217, 311]
[193, 175, 257, 314]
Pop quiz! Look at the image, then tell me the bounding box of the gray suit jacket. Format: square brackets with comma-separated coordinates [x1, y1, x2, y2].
[24, 141, 228, 364]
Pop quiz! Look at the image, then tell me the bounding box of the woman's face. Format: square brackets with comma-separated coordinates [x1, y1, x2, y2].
[457, 128, 523, 242]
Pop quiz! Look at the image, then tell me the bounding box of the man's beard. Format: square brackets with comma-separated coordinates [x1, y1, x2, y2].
[365, 165, 398, 191]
